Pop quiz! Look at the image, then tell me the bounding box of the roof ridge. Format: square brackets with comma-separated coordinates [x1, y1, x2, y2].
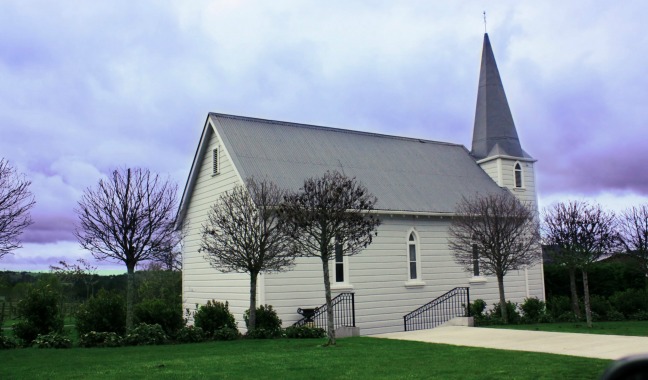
[208, 112, 463, 148]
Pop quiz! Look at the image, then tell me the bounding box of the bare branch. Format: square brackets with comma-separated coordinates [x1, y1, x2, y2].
[617, 204, 648, 275]
[448, 192, 541, 323]
[542, 200, 617, 327]
[542, 201, 617, 268]
[200, 178, 297, 330]
[449, 192, 541, 276]
[278, 170, 381, 345]
[74, 167, 177, 328]
[0, 158, 35, 258]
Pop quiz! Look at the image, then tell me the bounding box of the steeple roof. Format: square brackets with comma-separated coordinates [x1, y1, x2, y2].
[471, 33, 529, 160]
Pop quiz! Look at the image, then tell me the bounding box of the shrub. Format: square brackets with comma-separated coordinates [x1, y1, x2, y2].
[557, 312, 581, 323]
[490, 301, 521, 324]
[75, 289, 126, 336]
[610, 289, 648, 317]
[589, 295, 613, 318]
[469, 299, 487, 318]
[520, 297, 547, 322]
[246, 327, 283, 339]
[135, 299, 183, 336]
[0, 335, 16, 349]
[284, 325, 326, 339]
[175, 326, 205, 344]
[606, 310, 625, 322]
[79, 332, 124, 348]
[33, 332, 72, 349]
[546, 295, 573, 319]
[244, 305, 283, 339]
[629, 311, 648, 321]
[13, 280, 64, 344]
[537, 313, 554, 324]
[124, 323, 168, 346]
[212, 327, 240, 341]
[193, 300, 237, 336]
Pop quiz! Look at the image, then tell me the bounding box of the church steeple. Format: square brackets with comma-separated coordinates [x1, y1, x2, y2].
[471, 33, 527, 160]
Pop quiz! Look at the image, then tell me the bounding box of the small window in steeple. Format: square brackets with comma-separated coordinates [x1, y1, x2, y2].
[514, 163, 522, 188]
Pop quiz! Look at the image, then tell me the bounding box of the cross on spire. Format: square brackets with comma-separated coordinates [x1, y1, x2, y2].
[483, 11, 487, 33]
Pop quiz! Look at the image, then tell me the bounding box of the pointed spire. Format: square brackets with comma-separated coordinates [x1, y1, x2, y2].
[471, 33, 526, 160]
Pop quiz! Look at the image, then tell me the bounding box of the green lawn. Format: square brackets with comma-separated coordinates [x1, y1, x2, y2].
[0, 337, 609, 379]
[484, 320, 648, 337]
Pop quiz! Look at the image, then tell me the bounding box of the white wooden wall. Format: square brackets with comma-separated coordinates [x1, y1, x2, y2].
[182, 124, 250, 327]
[265, 215, 545, 335]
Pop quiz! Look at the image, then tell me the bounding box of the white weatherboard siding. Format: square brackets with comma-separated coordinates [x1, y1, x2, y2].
[182, 124, 250, 327]
[264, 215, 544, 335]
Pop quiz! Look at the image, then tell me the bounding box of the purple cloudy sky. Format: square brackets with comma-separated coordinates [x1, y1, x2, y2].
[1, 1, 647, 272]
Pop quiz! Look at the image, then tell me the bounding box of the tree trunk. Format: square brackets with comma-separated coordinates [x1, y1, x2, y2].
[568, 267, 581, 318]
[496, 273, 508, 324]
[126, 264, 136, 330]
[249, 272, 258, 331]
[582, 269, 593, 328]
[322, 256, 335, 346]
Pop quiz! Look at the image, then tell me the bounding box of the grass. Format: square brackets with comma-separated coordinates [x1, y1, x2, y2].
[484, 320, 648, 337]
[0, 337, 610, 379]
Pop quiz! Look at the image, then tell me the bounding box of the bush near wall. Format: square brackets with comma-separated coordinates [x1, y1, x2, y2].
[135, 299, 183, 336]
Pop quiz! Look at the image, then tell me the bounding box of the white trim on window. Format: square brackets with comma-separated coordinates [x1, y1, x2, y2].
[404, 229, 425, 287]
[514, 161, 523, 188]
[331, 240, 352, 290]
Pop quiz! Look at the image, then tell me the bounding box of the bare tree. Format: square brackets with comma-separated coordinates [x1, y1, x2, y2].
[0, 158, 35, 258]
[50, 258, 99, 299]
[75, 167, 177, 329]
[200, 178, 297, 330]
[150, 227, 183, 271]
[448, 192, 541, 324]
[543, 201, 617, 327]
[279, 171, 381, 345]
[618, 205, 648, 279]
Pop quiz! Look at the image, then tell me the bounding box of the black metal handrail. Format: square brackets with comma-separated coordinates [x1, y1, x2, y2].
[403, 287, 470, 332]
[293, 292, 355, 330]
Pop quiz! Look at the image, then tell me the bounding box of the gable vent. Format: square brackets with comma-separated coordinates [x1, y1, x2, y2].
[212, 148, 219, 175]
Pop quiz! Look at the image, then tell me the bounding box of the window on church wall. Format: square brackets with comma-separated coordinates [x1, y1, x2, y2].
[335, 241, 344, 283]
[472, 243, 480, 276]
[408, 232, 419, 280]
[514, 162, 522, 188]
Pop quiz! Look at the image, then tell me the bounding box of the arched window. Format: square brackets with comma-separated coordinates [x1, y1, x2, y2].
[472, 243, 480, 276]
[514, 162, 523, 188]
[334, 241, 344, 283]
[408, 232, 419, 280]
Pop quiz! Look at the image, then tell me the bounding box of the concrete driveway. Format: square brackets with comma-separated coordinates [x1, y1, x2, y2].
[373, 326, 648, 360]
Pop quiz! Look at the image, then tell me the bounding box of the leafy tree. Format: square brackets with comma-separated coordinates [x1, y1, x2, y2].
[618, 205, 648, 281]
[0, 158, 35, 259]
[201, 178, 296, 330]
[448, 192, 541, 323]
[543, 201, 617, 327]
[13, 276, 64, 344]
[280, 171, 381, 345]
[75, 167, 177, 329]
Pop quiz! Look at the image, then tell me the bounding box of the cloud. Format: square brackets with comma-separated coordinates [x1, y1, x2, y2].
[0, 241, 124, 273]
[1, 1, 648, 268]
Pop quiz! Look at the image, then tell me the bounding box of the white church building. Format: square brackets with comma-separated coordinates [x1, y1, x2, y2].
[176, 33, 544, 335]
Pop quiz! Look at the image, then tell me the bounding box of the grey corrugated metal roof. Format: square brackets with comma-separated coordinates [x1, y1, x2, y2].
[471, 33, 531, 160]
[210, 113, 506, 214]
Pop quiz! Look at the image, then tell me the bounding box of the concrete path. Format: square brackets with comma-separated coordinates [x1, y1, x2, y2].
[373, 326, 648, 360]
